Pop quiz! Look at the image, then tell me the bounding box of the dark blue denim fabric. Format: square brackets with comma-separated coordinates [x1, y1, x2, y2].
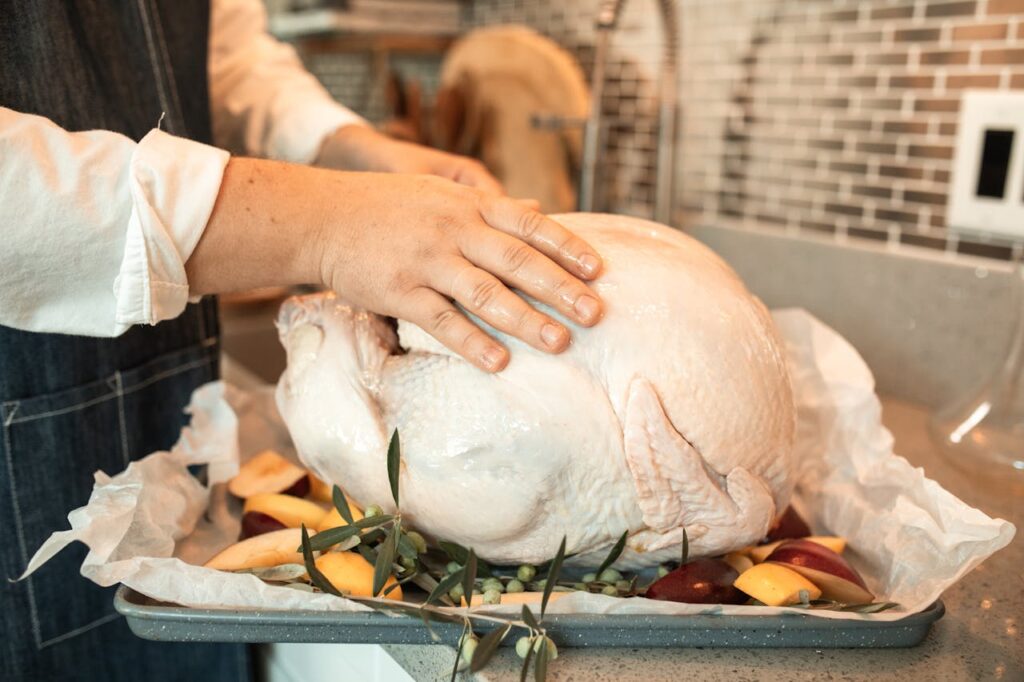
[1, 1, 250, 679]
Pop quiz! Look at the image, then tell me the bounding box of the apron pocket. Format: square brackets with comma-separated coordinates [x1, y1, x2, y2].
[2, 342, 217, 649]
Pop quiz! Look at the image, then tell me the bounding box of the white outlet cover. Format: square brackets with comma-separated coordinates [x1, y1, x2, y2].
[948, 90, 1024, 241]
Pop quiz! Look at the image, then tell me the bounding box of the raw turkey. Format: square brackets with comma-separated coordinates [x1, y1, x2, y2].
[275, 213, 796, 567]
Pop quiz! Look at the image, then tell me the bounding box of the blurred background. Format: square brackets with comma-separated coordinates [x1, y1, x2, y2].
[225, 0, 1024, 433]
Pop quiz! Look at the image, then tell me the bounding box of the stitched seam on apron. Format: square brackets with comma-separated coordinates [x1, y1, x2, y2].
[37, 612, 121, 650]
[114, 372, 131, 469]
[2, 408, 43, 649]
[136, 0, 177, 135]
[8, 355, 214, 425]
[144, 0, 188, 137]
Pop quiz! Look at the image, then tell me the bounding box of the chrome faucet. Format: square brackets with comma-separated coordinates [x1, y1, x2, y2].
[578, 0, 679, 224]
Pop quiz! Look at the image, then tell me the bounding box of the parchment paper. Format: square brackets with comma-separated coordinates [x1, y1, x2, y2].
[21, 309, 1016, 622]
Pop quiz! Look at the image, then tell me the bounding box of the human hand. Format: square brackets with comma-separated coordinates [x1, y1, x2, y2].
[316, 125, 503, 194]
[190, 159, 602, 372]
[313, 172, 602, 372]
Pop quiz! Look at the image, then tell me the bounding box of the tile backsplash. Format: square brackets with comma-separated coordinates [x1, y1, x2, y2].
[290, 0, 1024, 260]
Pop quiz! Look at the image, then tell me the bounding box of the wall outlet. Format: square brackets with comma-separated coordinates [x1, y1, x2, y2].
[948, 91, 1024, 241]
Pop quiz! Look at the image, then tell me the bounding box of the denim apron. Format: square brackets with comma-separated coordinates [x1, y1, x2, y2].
[1, 1, 249, 679]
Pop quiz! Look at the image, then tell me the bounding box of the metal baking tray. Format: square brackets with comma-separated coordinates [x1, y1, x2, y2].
[114, 587, 944, 648]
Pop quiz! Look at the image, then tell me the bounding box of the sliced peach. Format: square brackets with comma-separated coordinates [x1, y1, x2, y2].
[804, 536, 846, 554]
[205, 528, 310, 571]
[734, 562, 821, 606]
[241, 511, 288, 539]
[747, 536, 846, 563]
[243, 493, 328, 530]
[723, 551, 754, 574]
[747, 540, 785, 564]
[228, 450, 308, 499]
[308, 475, 333, 504]
[467, 591, 570, 607]
[315, 551, 402, 600]
[766, 506, 811, 541]
[766, 540, 872, 604]
[317, 502, 365, 532]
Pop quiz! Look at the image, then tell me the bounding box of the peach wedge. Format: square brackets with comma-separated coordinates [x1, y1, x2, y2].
[315, 551, 402, 600]
[243, 493, 328, 530]
[733, 562, 821, 606]
[205, 528, 310, 571]
[229, 450, 308, 499]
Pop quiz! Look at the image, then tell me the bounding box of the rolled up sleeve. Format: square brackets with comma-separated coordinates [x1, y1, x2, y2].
[209, 0, 367, 163]
[0, 107, 229, 337]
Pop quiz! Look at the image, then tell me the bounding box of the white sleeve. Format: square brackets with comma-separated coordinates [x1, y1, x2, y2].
[209, 0, 367, 163]
[0, 107, 230, 337]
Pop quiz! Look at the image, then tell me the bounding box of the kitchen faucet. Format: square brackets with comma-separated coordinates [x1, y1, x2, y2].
[580, 0, 679, 224]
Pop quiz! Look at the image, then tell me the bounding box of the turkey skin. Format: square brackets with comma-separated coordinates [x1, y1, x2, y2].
[275, 213, 795, 567]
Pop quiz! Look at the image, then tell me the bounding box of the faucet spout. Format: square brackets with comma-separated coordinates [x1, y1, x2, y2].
[579, 0, 679, 225]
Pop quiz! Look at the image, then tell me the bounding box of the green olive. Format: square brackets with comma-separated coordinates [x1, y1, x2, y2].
[515, 636, 532, 659]
[364, 504, 384, 518]
[601, 584, 618, 596]
[446, 561, 461, 574]
[598, 568, 622, 583]
[516, 565, 537, 582]
[482, 589, 502, 605]
[533, 636, 558, 660]
[582, 572, 597, 583]
[448, 584, 465, 602]
[406, 531, 428, 554]
[481, 578, 504, 593]
[505, 579, 525, 593]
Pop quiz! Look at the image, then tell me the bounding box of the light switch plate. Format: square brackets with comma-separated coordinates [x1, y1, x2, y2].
[948, 90, 1024, 241]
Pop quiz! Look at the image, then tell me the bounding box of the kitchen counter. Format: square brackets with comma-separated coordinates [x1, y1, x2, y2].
[381, 397, 1023, 681]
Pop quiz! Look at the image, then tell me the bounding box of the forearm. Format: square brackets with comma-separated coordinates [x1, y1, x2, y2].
[186, 157, 333, 295]
[209, 0, 366, 162]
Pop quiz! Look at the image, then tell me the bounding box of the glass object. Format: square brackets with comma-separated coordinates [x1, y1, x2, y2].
[929, 262, 1024, 473]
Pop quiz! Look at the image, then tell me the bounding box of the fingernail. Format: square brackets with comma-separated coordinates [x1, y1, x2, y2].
[481, 347, 507, 370]
[579, 254, 601, 277]
[541, 323, 567, 349]
[574, 295, 601, 323]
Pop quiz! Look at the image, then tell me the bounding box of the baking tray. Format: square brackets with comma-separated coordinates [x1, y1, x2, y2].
[114, 586, 944, 648]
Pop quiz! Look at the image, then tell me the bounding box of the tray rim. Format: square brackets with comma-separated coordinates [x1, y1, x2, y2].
[114, 585, 946, 633]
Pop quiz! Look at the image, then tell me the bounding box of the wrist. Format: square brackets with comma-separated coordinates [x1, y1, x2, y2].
[315, 124, 393, 172]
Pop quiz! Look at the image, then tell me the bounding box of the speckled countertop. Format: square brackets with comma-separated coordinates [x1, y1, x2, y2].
[382, 397, 1023, 681]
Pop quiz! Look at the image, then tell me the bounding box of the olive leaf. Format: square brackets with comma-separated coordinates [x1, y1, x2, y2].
[300, 524, 343, 597]
[427, 568, 465, 606]
[842, 601, 900, 614]
[373, 524, 400, 597]
[521, 604, 540, 631]
[534, 638, 550, 682]
[541, 536, 566, 617]
[681, 527, 689, 565]
[383, 569, 422, 596]
[387, 429, 401, 508]
[470, 623, 511, 672]
[235, 563, 307, 582]
[519, 637, 535, 682]
[304, 515, 395, 552]
[462, 549, 478, 607]
[332, 485, 355, 525]
[439, 540, 493, 577]
[396, 532, 418, 561]
[595, 530, 627, 577]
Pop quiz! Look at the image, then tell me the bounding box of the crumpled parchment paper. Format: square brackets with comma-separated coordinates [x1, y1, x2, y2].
[21, 309, 1016, 622]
